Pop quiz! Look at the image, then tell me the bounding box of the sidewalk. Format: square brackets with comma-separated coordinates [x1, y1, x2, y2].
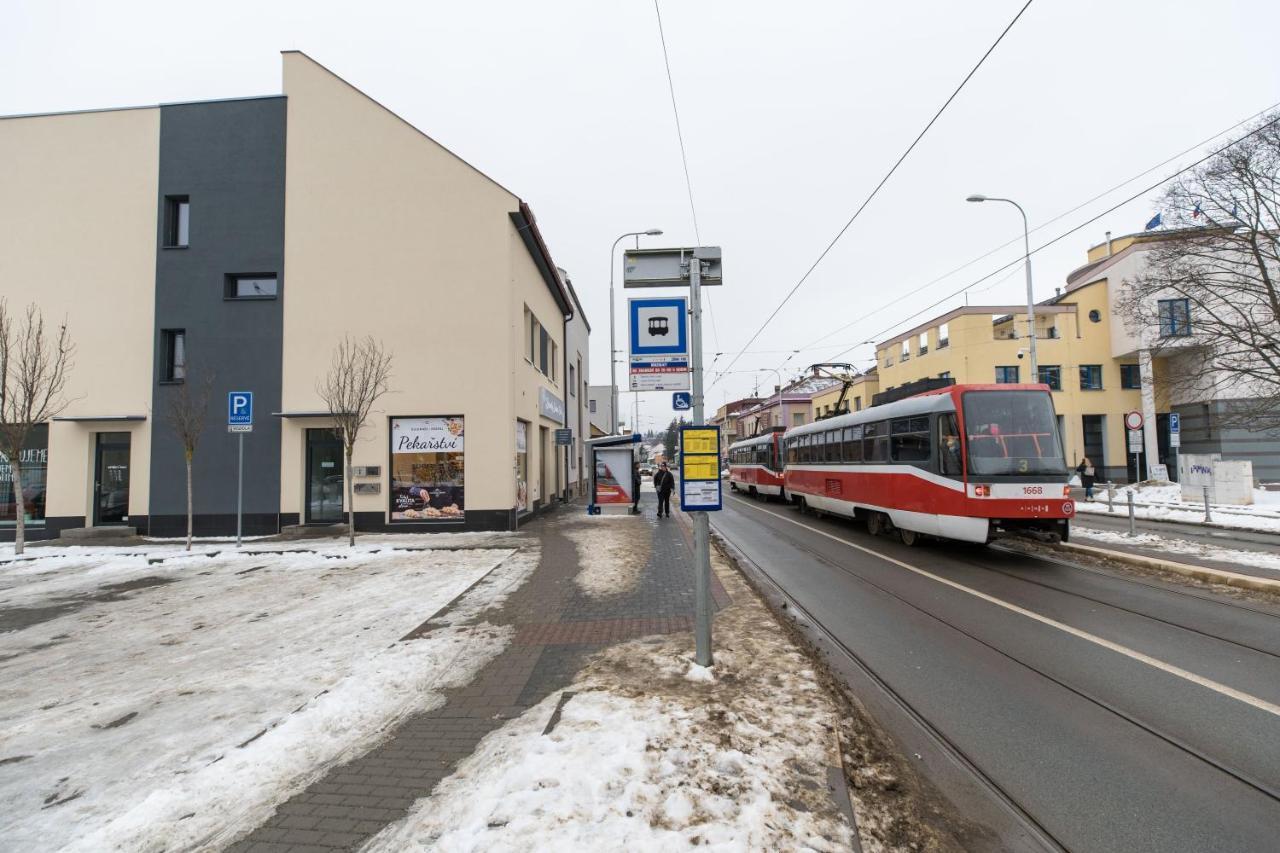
[227, 503, 853, 852]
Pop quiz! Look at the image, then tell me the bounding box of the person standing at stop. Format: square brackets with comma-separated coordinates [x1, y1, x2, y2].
[653, 461, 675, 518]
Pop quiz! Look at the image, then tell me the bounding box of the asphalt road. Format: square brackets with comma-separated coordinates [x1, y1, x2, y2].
[713, 491, 1280, 853]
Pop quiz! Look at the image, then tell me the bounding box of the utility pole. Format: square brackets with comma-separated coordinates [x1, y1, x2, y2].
[689, 251, 712, 667]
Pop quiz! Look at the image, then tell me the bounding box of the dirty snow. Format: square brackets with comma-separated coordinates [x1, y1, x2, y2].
[0, 537, 529, 851]
[1071, 528, 1280, 576]
[364, 551, 853, 853]
[1077, 484, 1280, 534]
[564, 519, 651, 598]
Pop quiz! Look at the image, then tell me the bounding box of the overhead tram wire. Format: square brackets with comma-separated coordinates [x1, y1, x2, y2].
[653, 0, 721, 352]
[711, 0, 1037, 391]
[823, 109, 1280, 363]
[787, 98, 1280, 357]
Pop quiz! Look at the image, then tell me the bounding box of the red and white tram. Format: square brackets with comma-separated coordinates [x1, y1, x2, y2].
[782, 384, 1073, 544]
[727, 428, 786, 500]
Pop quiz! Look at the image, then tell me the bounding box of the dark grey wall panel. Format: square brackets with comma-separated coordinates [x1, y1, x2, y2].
[150, 97, 286, 522]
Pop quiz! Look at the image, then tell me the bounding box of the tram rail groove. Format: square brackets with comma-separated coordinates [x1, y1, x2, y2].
[718, 499, 1280, 808]
[711, 525, 1069, 853]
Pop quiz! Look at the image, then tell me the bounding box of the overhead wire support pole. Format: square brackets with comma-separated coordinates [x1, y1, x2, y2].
[689, 250, 712, 666]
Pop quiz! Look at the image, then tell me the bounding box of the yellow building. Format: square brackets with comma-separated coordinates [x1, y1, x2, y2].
[874, 284, 1149, 483]
[809, 370, 880, 421]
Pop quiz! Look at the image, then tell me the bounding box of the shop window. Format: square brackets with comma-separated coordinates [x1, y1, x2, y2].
[1120, 364, 1141, 389]
[161, 329, 186, 382]
[1037, 365, 1062, 391]
[1079, 365, 1103, 390]
[225, 274, 278, 300]
[163, 195, 190, 248]
[995, 365, 1019, 384]
[515, 420, 529, 511]
[0, 424, 49, 526]
[390, 417, 465, 521]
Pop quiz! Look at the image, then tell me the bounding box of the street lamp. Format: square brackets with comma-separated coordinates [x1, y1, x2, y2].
[967, 194, 1038, 379]
[609, 228, 664, 433]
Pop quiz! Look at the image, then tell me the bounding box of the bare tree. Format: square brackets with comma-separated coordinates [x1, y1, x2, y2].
[1116, 112, 1280, 431]
[0, 302, 74, 555]
[164, 369, 215, 551]
[316, 336, 393, 546]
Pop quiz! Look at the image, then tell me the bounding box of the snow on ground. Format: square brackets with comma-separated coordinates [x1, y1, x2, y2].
[364, 551, 853, 853]
[564, 517, 651, 598]
[1071, 528, 1280, 576]
[0, 536, 533, 852]
[1076, 484, 1280, 533]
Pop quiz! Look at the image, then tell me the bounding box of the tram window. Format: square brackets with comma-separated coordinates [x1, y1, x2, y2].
[864, 422, 889, 462]
[827, 430, 841, 462]
[939, 413, 962, 476]
[844, 427, 863, 463]
[963, 390, 1068, 476]
[890, 417, 931, 463]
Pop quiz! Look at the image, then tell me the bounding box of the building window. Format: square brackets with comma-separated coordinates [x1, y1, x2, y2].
[1037, 365, 1062, 391]
[163, 195, 190, 248]
[995, 365, 1019, 384]
[1120, 364, 1141, 389]
[793, 412, 805, 426]
[0, 424, 48, 526]
[390, 417, 464, 522]
[589, 399, 597, 413]
[225, 274, 278, 300]
[162, 329, 186, 382]
[526, 309, 537, 363]
[854, 396, 862, 411]
[1158, 298, 1191, 337]
[1088, 309, 1101, 323]
[569, 363, 577, 395]
[1079, 364, 1103, 390]
[901, 340, 910, 361]
[918, 332, 928, 356]
[938, 322, 949, 348]
[939, 371, 951, 380]
[550, 340, 558, 382]
[539, 326, 549, 375]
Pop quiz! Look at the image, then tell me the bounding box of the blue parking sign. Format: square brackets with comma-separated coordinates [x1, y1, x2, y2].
[228, 391, 253, 426]
[1169, 412, 1180, 433]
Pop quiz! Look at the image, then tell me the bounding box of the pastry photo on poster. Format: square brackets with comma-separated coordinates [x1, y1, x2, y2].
[390, 417, 465, 521]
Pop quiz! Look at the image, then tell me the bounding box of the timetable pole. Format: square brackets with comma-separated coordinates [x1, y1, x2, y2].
[689, 253, 713, 666]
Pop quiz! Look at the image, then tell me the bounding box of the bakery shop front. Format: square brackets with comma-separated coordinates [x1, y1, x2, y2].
[388, 417, 465, 523]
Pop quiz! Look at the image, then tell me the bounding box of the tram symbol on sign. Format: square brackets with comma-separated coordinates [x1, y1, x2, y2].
[648, 316, 670, 336]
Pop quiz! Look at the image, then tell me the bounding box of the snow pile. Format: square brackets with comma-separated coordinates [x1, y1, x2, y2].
[0, 539, 531, 851]
[565, 518, 651, 598]
[365, 552, 852, 853]
[1072, 529, 1280, 575]
[1076, 484, 1280, 533]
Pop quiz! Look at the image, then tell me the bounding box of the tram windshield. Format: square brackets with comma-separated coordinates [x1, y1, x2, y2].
[962, 390, 1067, 476]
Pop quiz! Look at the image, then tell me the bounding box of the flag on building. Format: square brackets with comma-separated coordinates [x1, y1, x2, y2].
[1144, 212, 1162, 230]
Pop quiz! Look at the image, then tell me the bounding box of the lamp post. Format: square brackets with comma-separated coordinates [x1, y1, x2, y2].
[967, 195, 1038, 379]
[609, 229, 664, 433]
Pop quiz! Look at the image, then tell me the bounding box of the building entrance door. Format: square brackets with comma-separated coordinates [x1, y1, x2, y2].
[305, 429, 345, 524]
[1082, 415, 1106, 477]
[93, 432, 131, 525]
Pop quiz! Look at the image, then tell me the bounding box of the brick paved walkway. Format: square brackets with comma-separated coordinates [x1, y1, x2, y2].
[228, 504, 728, 852]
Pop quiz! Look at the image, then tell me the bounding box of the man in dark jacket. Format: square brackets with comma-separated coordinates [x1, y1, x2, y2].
[653, 462, 676, 518]
[631, 460, 642, 514]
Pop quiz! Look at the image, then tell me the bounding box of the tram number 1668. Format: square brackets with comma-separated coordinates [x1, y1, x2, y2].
[1022, 486, 1044, 495]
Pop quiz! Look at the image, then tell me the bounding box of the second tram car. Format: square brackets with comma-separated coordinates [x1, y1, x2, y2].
[727, 428, 786, 500]
[782, 384, 1072, 544]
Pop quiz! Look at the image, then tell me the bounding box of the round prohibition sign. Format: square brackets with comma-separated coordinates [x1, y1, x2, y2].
[1124, 410, 1144, 431]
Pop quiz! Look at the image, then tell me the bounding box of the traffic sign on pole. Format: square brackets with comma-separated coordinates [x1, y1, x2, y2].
[227, 391, 252, 548]
[1124, 410, 1143, 431]
[673, 391, 692, 411]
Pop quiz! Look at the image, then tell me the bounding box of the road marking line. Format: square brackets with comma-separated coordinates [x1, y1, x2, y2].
[725, 496, 1280, 718]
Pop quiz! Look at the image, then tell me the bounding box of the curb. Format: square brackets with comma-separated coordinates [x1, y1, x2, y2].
[1058, 540, 1280, 594]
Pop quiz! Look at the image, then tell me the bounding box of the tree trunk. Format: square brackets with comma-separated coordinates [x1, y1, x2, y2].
[185, 452, 193, 551]
[12, 460, 25, 556]
[346, 444, 355, 547]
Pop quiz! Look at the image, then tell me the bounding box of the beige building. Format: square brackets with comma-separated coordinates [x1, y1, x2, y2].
[809, 370, 880, 421]
[0, 52, 582, 538]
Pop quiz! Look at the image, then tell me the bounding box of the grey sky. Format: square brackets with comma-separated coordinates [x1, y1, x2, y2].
[4, 0, 1277, 433]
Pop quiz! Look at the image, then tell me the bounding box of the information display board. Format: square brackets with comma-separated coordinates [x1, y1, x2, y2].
[679, 426, 721, 511]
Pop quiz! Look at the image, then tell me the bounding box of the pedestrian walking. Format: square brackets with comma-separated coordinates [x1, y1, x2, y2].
[653, 461, 676, 518]
[631, 460, 642, 515]
[1076, 457, 1096, 500]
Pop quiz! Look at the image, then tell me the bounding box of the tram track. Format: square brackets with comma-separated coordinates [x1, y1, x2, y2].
[715, 492, 1280, 847]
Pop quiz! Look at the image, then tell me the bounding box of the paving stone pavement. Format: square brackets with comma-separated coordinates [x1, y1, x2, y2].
[227, 503, 728, 852]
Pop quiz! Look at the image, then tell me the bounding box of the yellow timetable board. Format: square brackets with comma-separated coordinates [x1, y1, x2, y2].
[682, 428, 718, 456]
[682, 455, 720, 481]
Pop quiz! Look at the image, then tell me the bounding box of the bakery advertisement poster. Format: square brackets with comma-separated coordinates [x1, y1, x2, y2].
[390, 417, 465, 521]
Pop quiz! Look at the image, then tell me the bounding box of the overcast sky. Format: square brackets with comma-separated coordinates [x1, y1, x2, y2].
[4, 0, 1278, 433]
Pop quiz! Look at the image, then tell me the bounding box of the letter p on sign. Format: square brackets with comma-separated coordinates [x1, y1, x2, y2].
[228, 391, 254, 427]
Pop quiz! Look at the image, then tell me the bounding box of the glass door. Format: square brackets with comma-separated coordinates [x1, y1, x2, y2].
[93, 432, 131, 525]
[305, 429, 345, 523]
